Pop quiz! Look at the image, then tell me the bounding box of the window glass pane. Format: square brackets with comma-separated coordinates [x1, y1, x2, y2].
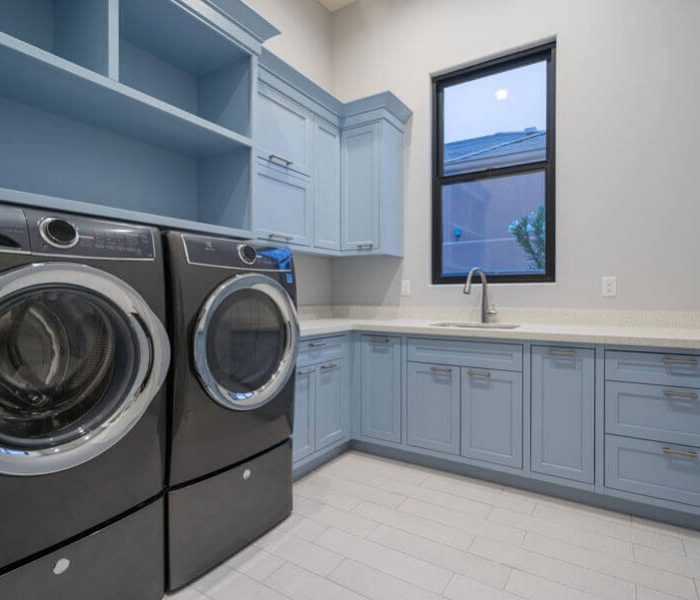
[441, 170, 546, 277]
[443, 61, 547, 175]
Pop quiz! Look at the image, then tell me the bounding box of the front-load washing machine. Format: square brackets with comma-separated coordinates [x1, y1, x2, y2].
[164, 231, 298, 590]
[0, 204, 170, 600]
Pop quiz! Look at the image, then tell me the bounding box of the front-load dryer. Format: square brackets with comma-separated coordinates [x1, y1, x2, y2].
[164, 231, 298, 590]
[0, 204, 169, 600]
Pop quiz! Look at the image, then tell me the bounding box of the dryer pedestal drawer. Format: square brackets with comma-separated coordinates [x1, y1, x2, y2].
[605, 381, 700, 446]
[0, 498, 163, 600]
[605, 436, 700, 507]
[168, 440, 293, 590]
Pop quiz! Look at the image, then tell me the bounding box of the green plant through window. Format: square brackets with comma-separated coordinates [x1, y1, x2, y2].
[508, 205, 546, 270]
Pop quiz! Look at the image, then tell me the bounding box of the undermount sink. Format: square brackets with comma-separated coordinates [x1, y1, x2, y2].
[430, 322, 521, 330]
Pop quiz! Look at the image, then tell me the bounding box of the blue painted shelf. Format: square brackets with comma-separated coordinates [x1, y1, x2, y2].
[0, 32, 252, 156]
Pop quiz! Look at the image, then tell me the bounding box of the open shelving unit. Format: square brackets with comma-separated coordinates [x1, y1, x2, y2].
[0, 0, 258, 237]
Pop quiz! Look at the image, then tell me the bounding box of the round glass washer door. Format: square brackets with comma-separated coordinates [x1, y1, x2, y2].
[0, 263, 170, 476]
[193, 273, 299, 411]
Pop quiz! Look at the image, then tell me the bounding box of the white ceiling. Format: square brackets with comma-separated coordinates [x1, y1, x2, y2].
[316, 0, 358, 12]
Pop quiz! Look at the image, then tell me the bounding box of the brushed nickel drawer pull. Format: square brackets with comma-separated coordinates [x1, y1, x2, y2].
[268, 153, 294, 167]
[369, 337, 390, 344]
[549, 348, 576, 357]
[320, 363, 338, 370]
[268, 233, 293, 242]
[662, 447, 698, 459]
[308, 341, 327, 348]
[663, 389, 699, 400]
[297, 368, 315, 375]
[663, 357, 698, 367]
[430, 366, 452, 374]
[355, 242, 374, 249]
[468, 370, 491, 378]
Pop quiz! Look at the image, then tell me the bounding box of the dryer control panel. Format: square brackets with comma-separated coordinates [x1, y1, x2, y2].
[0, 204, 155, 259]
[183, 234, 292, 272]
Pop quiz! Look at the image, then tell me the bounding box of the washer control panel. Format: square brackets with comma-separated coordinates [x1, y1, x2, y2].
[0, 203, 156, 259]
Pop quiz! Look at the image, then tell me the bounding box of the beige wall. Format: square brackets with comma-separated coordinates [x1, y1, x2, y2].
[328, 0, 700, 311]
[245, 0, 334, 88]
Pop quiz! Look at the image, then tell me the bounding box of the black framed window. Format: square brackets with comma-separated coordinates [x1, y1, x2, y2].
[432, 42, 556, 284]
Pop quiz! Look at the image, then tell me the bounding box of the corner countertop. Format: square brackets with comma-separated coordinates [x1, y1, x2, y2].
[298, 318, 700, 350]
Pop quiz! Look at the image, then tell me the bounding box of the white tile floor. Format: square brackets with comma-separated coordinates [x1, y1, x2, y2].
[167, 451, 700, 600]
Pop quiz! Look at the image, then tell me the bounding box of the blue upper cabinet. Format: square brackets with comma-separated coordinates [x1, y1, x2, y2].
[255, 82, 313, 176]
[341, 123, 380, 251]
[255, 50, 411, 257]
[313, 118, 341, 251]
[531, 346, 595, 483]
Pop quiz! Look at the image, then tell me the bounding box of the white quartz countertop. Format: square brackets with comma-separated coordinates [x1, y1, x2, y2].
[298, 318, 700, 350]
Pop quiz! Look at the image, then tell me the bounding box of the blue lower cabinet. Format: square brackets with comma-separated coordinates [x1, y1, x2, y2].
[315, 358, 349, 450]
[292, 366, 316, 462]
[605, 435, 700, 506]
[461, 368, 523, 468]
[360, 335, 402, 443]
[531, 346, 595, 483]
[406, 363, 460, 455]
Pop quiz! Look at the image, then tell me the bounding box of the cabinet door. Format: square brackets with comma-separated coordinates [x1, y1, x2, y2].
[292, 367, 315, 462]
[407, 363, 460, 455]
[461, 368, 523, 468]
[315, 358, 349, 450]
[341, 123, 380, 251]
[360, 335, 401, 443]
[531, 346, 595, 483]
[256, 83, 313, 176]
[256, 161, 312, 246]
[313, 119, 341, 250]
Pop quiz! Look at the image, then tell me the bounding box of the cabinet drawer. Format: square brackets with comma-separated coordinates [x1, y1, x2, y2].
[606, 350, 700, 388]
[298, 335, 347, 366]
[605, 381, 700, 447]
[408, 337, 522, 371]
[256, 159, 312, 247]
[605, 435, 700, 506]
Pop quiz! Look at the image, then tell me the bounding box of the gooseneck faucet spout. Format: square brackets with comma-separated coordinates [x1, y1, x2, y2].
[464, 267, 497, 324]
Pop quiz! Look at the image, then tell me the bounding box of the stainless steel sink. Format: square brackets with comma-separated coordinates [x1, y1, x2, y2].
[430, 322, 521, 330]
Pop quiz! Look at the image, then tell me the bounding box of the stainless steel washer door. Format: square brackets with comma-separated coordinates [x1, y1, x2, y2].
[0, 263, 170, 476]
[193, 274, 299, 411]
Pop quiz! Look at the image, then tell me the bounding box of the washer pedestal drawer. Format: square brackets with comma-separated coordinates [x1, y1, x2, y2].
[605, 435, 700, 507]
[167, 440, 293, 591]
[0, 498, 164, 600]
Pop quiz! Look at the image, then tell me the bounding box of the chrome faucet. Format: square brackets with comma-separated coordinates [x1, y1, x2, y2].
[464, 267, 497, 324]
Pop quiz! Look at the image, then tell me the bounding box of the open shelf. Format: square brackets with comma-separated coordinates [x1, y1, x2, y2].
[0, 0, 114, 77]
[120, 0, 252, 138]
[0, 32, 252, 156]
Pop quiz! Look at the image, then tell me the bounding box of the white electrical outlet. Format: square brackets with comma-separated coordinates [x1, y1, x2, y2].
[602, 276, 617, 298]
[401, 280, 411, 296]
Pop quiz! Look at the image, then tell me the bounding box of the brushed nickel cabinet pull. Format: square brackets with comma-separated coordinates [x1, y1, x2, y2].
[549, 348, 576, 357]
[320, 363, 338, 371]
[268, 233, 293, 242]
[663, 357, 698, 367]
[369, 337, 390, 344]
[663, 389, 699, 400]
[268, 153, 293, 167]
[355, 242, 374, 249]
[663, 447, 698, 459]
[468, 370, 491, 378]
[297, 368, 315, 375]
[430, 366, 452, 374]
[308, 341, 327, 348]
